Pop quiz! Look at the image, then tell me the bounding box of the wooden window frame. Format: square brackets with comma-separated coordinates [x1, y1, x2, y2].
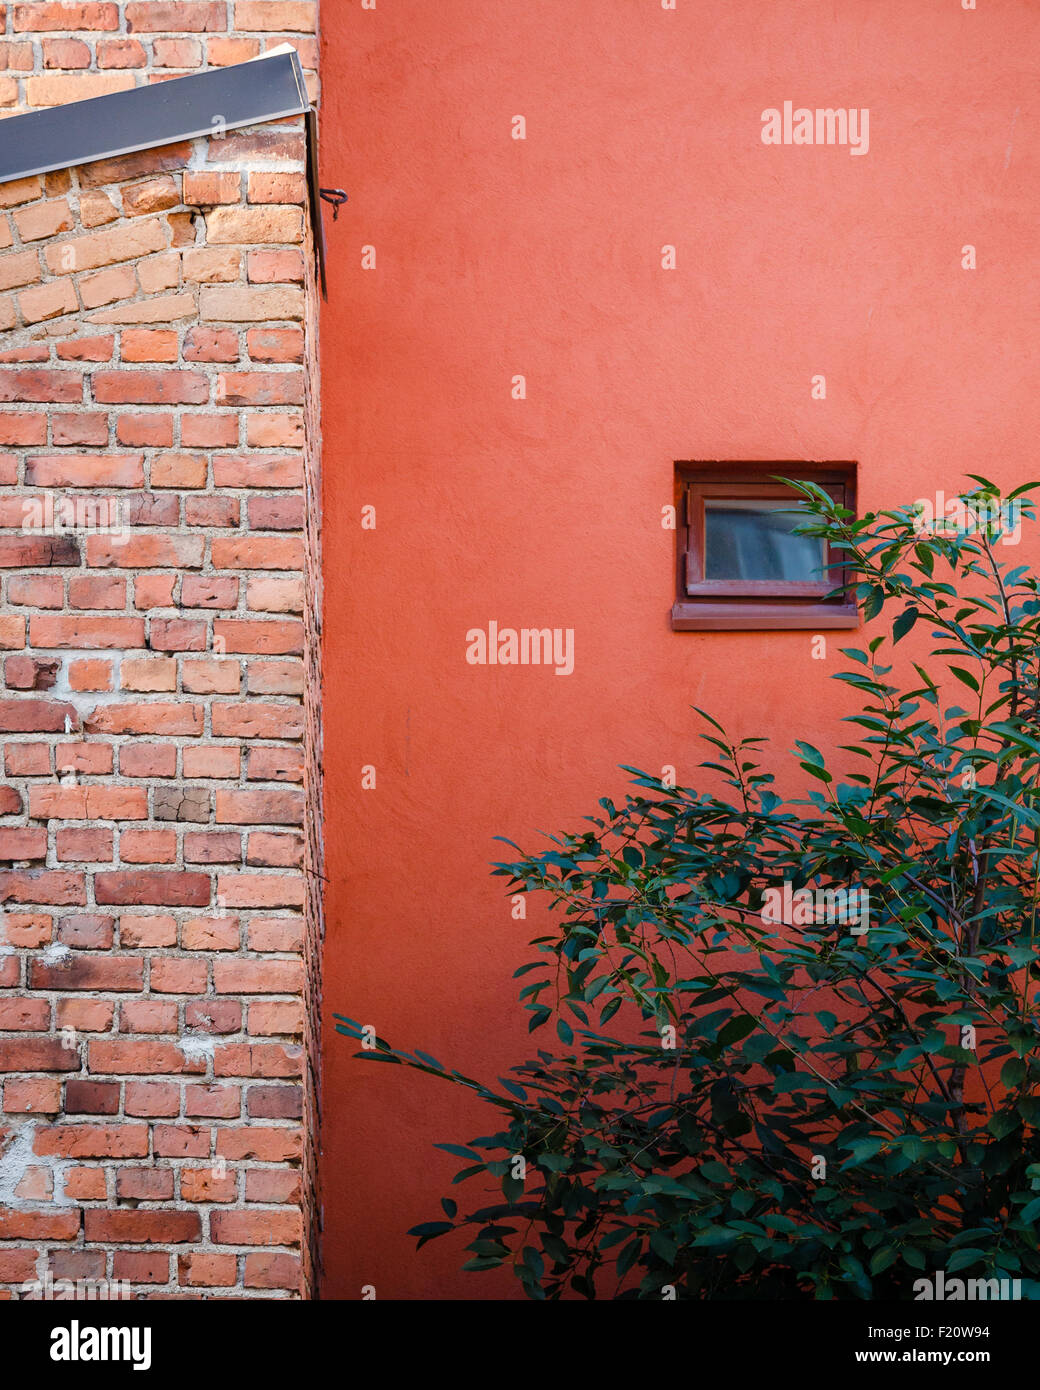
[671, 462, 859, 631]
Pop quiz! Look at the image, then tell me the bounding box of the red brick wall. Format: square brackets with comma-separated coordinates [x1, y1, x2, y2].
[0, 3, 317, 108]
[0, 1, 322, 1300]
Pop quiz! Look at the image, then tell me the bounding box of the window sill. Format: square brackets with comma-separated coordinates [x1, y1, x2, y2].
[670, 600, 859, 631]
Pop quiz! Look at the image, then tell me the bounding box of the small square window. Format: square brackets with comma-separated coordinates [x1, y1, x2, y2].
[671, 462, 858, 631]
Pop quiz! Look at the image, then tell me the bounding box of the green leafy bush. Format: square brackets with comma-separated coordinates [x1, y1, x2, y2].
[337, 479, 1040, 1299]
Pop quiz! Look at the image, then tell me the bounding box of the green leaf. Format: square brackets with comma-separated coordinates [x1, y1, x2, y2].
[870, 1246, 898, 1274]
[946, 1248, 987, 1273]
[718, 1014, 758, 1046]
[434, 1143, 482, 1161]
[1001, 1057, 1026, 1088]
[408, 1221, 454, 1247]
[949, 666, 981, 693]
[1020, 1197, 1040, 1224]
[987, 1111, 1020, 1139]
[648, 1230, 678, 1263]
[892, 608, 919, 643]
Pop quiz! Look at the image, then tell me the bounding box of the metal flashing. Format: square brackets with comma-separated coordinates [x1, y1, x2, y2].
[0, 49, 310, 186]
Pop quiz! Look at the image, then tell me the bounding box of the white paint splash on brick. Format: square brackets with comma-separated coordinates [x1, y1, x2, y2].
[0, 1120, 37, 1206]
[50, 653, 125, 716]
[179, 1033, 215, 1065]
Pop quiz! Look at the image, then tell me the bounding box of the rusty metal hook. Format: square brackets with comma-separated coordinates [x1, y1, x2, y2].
[319, 187, 348, 220]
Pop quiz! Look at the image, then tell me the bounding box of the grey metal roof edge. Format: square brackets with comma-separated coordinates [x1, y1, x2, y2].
[0, 49, 311, 186]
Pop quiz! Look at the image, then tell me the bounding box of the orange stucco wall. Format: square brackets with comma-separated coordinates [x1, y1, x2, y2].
[319, 0, 1040, 1298]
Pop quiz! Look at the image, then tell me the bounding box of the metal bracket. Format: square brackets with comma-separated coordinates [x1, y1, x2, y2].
[319, 187, 349, 220]
[305, 109, 328, 300]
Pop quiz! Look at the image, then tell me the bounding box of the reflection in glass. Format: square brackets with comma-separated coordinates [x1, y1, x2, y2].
[704, 500, 824, 581]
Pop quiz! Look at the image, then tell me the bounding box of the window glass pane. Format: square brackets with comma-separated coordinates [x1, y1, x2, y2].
[704, 499, 824, 581]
